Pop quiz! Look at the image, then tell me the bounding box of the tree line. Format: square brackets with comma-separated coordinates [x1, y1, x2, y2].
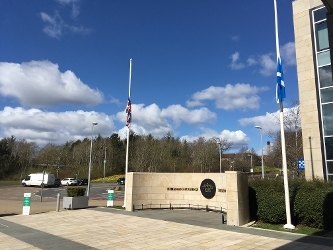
[0, 101, 303, 180]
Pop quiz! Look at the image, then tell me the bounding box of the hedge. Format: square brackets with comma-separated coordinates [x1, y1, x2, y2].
[66, 187, 86, 197]
[249, 179, 333, 229]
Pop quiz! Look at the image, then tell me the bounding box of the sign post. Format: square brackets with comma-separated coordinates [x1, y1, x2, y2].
[107, 190, 114, 207]
[22, 193, 31, 215]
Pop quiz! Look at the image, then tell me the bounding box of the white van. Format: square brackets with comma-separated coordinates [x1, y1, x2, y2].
[22, 173, 55, 187]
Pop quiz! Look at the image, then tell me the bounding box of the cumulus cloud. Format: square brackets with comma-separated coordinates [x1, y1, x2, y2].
[0, 60, 103, 107]
[238, 106, 303, 134]
[180, 128, 250, 148]
[115, 103, 216, 138]
[186, 84, 268, 111]
[229, 52, 245, 70]
[0, 107, 115, 145]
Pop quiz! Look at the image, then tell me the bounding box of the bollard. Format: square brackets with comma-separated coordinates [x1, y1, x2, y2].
[56, 192, 60, 212]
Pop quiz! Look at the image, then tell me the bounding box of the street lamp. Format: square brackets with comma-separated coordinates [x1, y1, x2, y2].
[103, 147, 107, 183]
[213, 137, 222, 173]
[248, 153, 253, 177]
[87, 122, 98, 197]
[255, 125, 264, 179]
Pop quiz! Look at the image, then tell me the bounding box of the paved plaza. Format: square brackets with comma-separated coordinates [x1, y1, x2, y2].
[1, 207, 333, 249]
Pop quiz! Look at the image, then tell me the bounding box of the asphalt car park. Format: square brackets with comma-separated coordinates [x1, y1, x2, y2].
[35, 183, 124, 201]
[0, 183, 124, 202]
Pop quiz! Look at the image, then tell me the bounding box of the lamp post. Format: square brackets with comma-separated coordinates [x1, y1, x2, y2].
[255, 126, 264, 179]
[87, 122, 98, 197]
[103, 147, 107, 183]
[248, 154, 253, 177]
[213, 137, 222, 173]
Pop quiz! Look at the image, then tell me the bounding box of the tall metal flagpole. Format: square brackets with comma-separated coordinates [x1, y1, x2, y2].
[274, 0, 294, 230]
[123, 58, 132, 208]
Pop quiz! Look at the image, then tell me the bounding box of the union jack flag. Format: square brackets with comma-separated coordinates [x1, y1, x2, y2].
[126, 98, 131, 126]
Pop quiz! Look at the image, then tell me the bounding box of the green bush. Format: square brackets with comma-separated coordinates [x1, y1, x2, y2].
[66, 187, 86, 197]
[249, 179, 333, 229]
[249, 179, 286, 223]
[294, 180, 333, 229]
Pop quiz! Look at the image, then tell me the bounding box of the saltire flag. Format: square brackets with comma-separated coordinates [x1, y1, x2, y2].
[126, 98, 131, 126]
[276, 56, 286, 103]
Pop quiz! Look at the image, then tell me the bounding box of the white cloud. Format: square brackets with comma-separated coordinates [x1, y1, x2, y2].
[238, 111, 280, 134]
[71, 3, 80, 18]
[229, 42, 296, 76]
[0, 60, 103, 107]
[40, 12, 63, 39]
[247, 57, 257, 66]
[0, 107, 115, 145]
[229, 52, 245, 70]
[161, 105, 216, 126]
[280, 42, 296, 66]
[56, 0, 79, 4]
[40, 8, 91, 38]
[258, 42, 296, 76]
[186, 84, 268, 111]
[259, 53, 276, 76]
[231, 35, 240, 41]
[180, 128, 250, 148]
[115, 103, 216, 138]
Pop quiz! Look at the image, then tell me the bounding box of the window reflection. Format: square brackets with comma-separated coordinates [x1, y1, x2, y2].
[323, 104, 333, 136]
[314, 7, 327, 22]
[321, 87, 333, 103]
[316, 21, 329, 51]
[319, 65, 333, 88]
[325, 137, 333, 160]
[327, 161, 333, 173]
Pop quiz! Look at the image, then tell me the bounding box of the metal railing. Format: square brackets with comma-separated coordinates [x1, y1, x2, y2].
[132, 203, 227, 224]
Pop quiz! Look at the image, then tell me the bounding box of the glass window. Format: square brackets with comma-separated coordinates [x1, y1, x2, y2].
[326, 137, 333, 160]
[314, 7, 327, 22]
[316, 21, 329, 51]
[317, 51, 331, 66]
[321, 87, 333, 103]
[327, 161, 333, 173]
[329, 175, 333, 181]
[319, 65, 333, 88]
[323, 104, 333, 136]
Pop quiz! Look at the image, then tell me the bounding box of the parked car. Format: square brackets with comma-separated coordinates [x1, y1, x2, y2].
[61, 178, 77, 186]
[77, 178, 88, 186]
[117, 177, 125, 185]
[54, 178, 61, 187]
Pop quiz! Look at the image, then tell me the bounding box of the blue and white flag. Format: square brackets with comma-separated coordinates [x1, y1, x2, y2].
[276, 56, 286, 103]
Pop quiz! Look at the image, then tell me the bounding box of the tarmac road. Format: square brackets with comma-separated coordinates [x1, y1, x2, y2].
[0, 184, 124, 216]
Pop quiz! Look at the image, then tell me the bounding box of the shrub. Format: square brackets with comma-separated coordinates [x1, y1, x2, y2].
[66, 187, 86, 197]
[249, 179, 286, 223]
[294, 180, 333, 229]
[249, 178, 333, 229]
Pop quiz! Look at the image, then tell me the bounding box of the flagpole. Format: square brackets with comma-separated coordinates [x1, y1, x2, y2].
[123, 58, 132, 209]
[274, 0, 294, 230]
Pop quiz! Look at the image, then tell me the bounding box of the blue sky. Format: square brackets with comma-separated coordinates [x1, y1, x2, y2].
[0, 0, 298, 154]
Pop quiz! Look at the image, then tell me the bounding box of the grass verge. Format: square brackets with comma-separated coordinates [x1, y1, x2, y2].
[252, 222, 331, 237]
[0, 181, 21, 187]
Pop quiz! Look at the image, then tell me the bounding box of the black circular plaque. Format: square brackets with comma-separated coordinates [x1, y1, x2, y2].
[200, 179, 216, 199]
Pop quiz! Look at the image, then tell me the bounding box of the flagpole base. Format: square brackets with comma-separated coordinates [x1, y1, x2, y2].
[283, 224, 295, 230]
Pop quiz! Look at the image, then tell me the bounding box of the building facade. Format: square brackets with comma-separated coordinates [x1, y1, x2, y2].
[293, 0, 333, 181]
